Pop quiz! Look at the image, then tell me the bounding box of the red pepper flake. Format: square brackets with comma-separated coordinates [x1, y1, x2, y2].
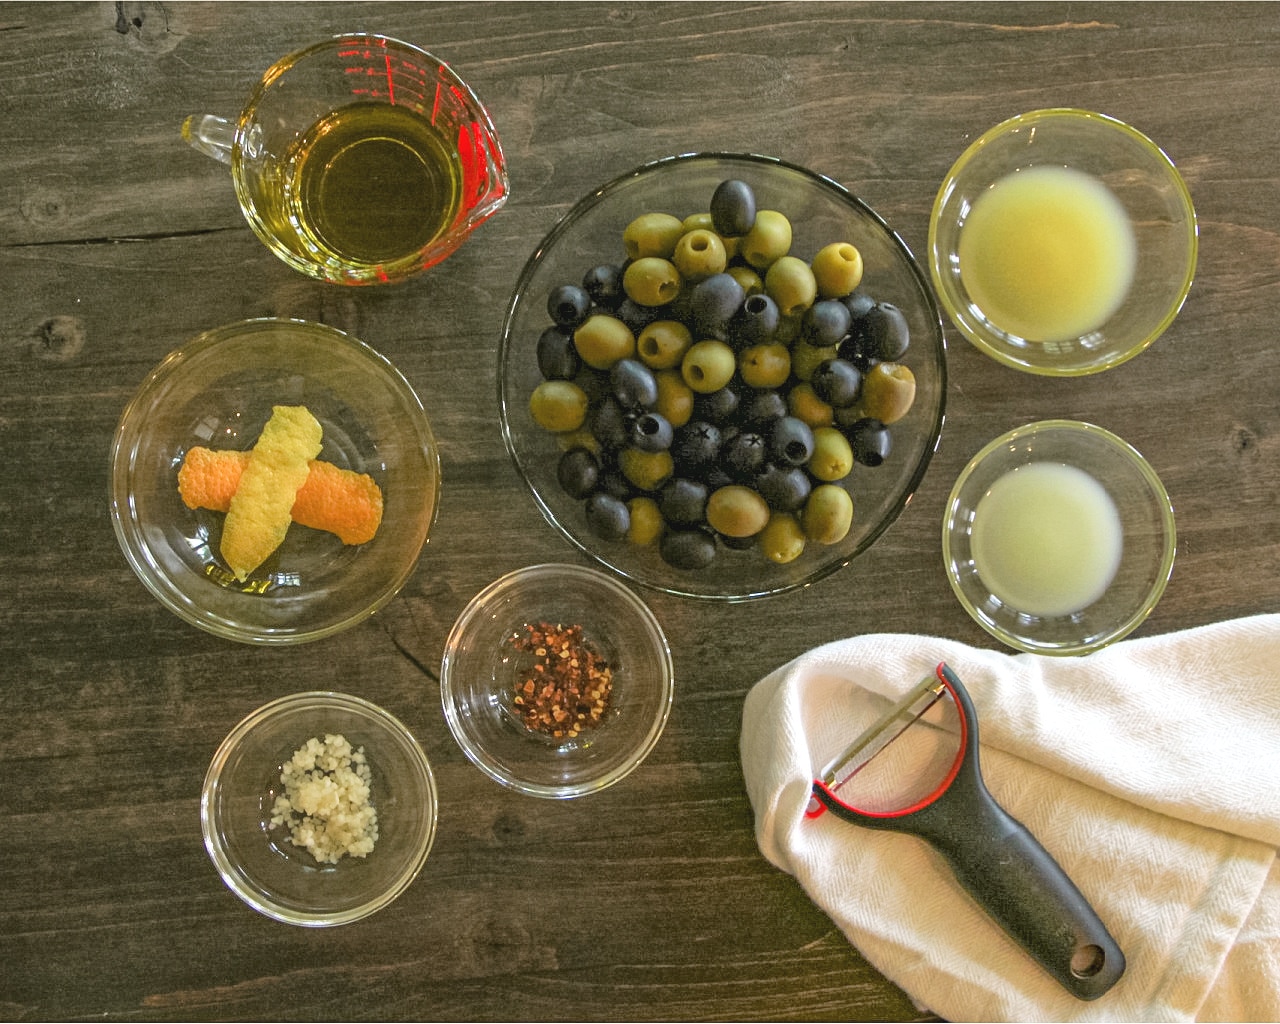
[510, 621, 613, 739]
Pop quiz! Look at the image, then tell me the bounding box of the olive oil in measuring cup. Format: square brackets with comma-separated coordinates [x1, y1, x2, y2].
[283, 102, 463, 269]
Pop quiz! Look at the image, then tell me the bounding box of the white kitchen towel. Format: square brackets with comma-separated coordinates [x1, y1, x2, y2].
[740, 614, 1280, 1022]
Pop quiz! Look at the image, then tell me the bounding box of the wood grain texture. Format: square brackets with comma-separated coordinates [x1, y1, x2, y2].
[1, 2, 1277, 1020]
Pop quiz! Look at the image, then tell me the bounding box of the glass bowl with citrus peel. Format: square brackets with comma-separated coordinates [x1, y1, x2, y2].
[111, 318, 440, 644]
[499, 153, 946, 601]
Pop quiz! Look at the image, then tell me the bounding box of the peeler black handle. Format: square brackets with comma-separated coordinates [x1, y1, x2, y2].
[914, 763, 1126, 1001]
[811, 664, 1125, 1000]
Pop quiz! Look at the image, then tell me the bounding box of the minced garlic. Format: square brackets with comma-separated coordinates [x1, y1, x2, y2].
[270, 733, 378, 864]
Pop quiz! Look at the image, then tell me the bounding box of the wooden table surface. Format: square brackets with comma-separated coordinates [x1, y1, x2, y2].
[3, 2, 1278, 1020]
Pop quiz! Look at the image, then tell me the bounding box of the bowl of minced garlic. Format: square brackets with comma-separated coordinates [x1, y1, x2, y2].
[201, 691, 437, 926]
[110, 317, 440, 644]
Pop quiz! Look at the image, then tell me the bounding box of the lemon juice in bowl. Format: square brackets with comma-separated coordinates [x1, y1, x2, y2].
[969, 461, 1123, 618]
[957, 165, 1137, 343]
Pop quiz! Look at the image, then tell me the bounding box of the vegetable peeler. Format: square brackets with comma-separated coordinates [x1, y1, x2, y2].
[807, 662, 1125, 1001]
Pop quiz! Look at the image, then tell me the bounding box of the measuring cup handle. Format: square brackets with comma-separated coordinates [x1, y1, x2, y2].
[925, 775, 1126, 1001]
[181, 114, 235, 165]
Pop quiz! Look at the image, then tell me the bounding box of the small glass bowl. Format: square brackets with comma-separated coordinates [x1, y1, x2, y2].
[929, 108, 1197, 375]
[943, 420, 1176, 655]
[110, 318, 440, 644]
[440, 564, 674, 798]
[499, 152, 946, 601]
[201, 691, 438, 927]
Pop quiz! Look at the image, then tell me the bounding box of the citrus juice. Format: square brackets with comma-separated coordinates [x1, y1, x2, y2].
[958, 165, 1136, 343]
[970, 461, 1123, 618]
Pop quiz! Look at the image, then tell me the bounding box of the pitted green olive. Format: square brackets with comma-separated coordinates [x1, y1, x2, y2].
[726, 264, 764, 297]
[681, 339, 736, 393]
[811, 241, 865, 298]
[786, 381, 834, 428]
[620, 448, 675, 491]
[738, 343, 791, 389]
[672, 229, 728, 282]
[529, 380, 589, 432]
[789, 341, 839, 382]
[626, 496, 665, 545]
[624, 257, 683, 307]
[706, 485, 770, 538]
[760, 512, 806, 564]
[765, 255, 818, 318]
[741, 209, 793, 269]
[654, 369, 695, 428]
[802, 483, 854, 544]
[624, 212, 684, 259]
[809, 426, 854, 481]
[853, 362, 917, 424]
[637, 319, 694, 370]
[574, 313, 636, 369]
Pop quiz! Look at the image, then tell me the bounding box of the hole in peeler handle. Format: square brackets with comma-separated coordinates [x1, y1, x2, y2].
[1071, 943, 1106, 979]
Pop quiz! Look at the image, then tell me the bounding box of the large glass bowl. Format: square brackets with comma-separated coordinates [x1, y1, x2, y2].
[943, 420, 1176, 655]
[498, 153, 946, 601]
[201, 691, 438, 926]
[929, 109, 1198, 376]
[110, 318, 440, 644]
[440, 563, 673, 798]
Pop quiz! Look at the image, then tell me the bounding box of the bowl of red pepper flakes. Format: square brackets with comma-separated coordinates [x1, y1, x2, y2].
[440, 563, 674, 798]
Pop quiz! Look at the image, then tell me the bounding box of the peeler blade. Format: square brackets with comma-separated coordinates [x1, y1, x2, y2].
[819, 669, 948, 794]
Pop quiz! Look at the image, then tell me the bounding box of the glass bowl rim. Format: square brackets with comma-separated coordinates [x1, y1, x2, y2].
[942, 418, 1177, 655]
[497, 151, 948, 601]
[927, 107, 1199, 377]
[200, 689, 438, 927]
[109, 316, 441, 645]
[439, 562, 675, 798]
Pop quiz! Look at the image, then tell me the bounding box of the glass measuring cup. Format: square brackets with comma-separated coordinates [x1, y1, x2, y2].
[183, 33, 509, 286]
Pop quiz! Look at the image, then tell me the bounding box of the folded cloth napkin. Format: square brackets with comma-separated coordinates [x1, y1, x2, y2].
[740, 614, 1280, 1022]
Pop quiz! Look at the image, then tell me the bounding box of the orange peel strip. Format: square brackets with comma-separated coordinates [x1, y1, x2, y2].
[179, 447, 384, 547]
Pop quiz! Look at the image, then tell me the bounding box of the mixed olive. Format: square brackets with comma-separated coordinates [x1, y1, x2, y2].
[527, 178, 918, 571]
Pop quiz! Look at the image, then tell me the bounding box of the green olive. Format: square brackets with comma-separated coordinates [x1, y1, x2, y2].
[574, 313, 636, 369]
[789, 341, 839, 382]
[772, 314, 803, 346]
[681, 339, 736, 393]
[726, 264, 764, 297]
[760, 512, 806, 564]
[809, 426, 854, 481]
[626, 496, 665, 545]
[803, 484, 854, 545]
[765, 255, 818, 318]
[672, 229, 728, 282]
[623, 212, 684, 259]
[706, 485, 771, 539]
[681, 213, 740, 260]
[737, 343, 791, 389]
[654, 369, 694, 427]
[529, 380, 589, 432]
[619, 448, 674, 491]
[623, 257, 683, 307]
[740, 209, 793, 269]
[786, 381, 834, 428]
[854, 362, 917, 424]
[811, 241, 865, 298]
[556, 427, 600, 454]
[637, 319, 693, 370]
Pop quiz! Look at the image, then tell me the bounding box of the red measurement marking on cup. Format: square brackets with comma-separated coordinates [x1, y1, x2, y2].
[430, 78, 444, 124]
[382, 51, 396, 104]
